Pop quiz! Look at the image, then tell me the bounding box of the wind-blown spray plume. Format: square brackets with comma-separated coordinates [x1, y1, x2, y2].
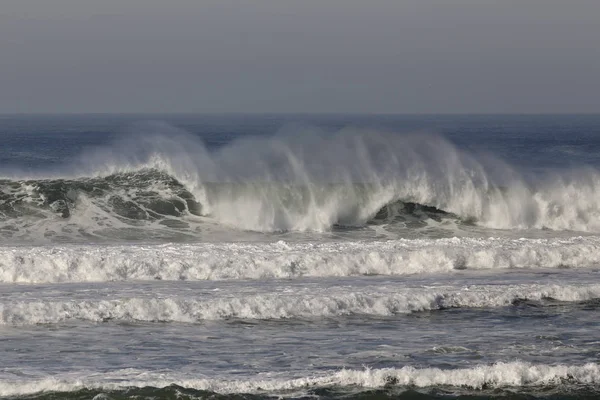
[2, 121, 600, 241]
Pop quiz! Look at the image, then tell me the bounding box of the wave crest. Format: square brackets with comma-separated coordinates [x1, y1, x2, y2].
[3, 123, 600, 235]
[1, 362, 599, 398]
[2, 237, 599, 284]
[2, 283, 599, 325]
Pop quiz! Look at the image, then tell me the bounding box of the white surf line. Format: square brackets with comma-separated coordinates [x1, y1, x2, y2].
[1, 282, 599, 324]
[1, 361, 599, 397]
[2, 236, 600, 284]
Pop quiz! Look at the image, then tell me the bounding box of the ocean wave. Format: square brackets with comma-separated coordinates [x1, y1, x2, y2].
[0, 170, 202, 220]
[3, 126, 600, 235]
[0, 169, 454, 233]
[1, 283, 599, 325]
[1, 237, 599, 284]
[1, 362, 598, 397]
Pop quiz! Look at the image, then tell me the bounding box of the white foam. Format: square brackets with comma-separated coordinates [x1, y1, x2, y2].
[2, 236, 600, 284]
[6, 127, 600, 234]
[0, 362, 598, 397]
[1, 282, 598, 325]
[101, 129, 600, 233]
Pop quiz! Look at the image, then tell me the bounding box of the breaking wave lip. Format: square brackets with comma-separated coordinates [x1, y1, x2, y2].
[2, 237, 600, 284]
[4, 124, 600, 234]
[1, 362, 599, 397]
[0, 170, 202, 220]
[1, 283, 599, 325]
[0, 169, 456, 235]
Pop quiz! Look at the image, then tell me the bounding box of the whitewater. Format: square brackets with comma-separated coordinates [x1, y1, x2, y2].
[1, 114, 599, 399]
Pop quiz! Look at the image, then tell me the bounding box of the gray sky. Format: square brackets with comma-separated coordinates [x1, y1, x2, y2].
[1, 0, 599, 114]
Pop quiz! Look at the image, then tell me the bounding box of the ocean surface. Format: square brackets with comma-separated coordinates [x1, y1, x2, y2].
[1, 114, 600, 399]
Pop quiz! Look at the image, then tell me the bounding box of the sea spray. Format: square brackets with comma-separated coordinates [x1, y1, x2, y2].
[3, 123, 600, 235]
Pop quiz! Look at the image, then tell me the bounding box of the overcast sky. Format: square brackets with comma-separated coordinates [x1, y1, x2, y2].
[1, 0, 599, 114]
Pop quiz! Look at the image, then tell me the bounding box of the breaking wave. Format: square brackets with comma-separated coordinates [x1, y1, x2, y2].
[2, 283, 599, 325]
[1, 362, 599, 398]
[3, 122, 600, 237]
[2, 237, 600, 284]
[0, 169, 453, 234]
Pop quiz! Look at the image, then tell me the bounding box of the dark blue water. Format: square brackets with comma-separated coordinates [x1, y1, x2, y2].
[3, 114, 600, 170]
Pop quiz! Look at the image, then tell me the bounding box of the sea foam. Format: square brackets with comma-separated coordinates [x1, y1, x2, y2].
[0, 362, 598, 397]
[1, 282, 599, 325]
[4, 126, 600, 234]
[1, 237, 599, 284]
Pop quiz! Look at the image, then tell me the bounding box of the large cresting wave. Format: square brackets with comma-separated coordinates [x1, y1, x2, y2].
[3, 122, 600, 239]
